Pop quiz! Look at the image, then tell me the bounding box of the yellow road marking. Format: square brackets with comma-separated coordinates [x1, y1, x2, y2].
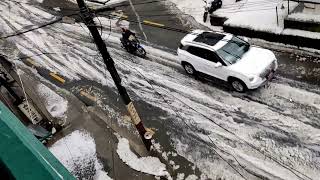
[143, 20, 165, 27]
[110, 12, 128, 19]
[80, 91, 97, 102]
[49, 73, 65, 84]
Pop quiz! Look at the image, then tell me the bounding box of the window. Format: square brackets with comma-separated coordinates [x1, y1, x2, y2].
[186, 46, 202, 57]
[199, 49, 219, 63]
[186, 46, 219, 63]
[180, 44, 189, 51]
[194, 32, 225, 46]
[216, 36, 250, 64]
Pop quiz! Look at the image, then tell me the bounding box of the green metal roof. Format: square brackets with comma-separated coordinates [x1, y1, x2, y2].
[0, 102, 75, 180]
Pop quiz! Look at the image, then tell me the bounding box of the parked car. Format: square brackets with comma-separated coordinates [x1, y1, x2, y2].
[177, 30, 278, 92]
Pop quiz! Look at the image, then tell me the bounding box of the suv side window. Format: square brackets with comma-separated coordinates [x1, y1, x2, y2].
[186, 46, 219, 63]
[199, 49, 219, 63]
[181, 45, 189, 51]
[186, 46, 202, 57]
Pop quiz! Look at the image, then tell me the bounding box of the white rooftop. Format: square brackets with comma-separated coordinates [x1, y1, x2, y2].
[180, 30, 233, 51]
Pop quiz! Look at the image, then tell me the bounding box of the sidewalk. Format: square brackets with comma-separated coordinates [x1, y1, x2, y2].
[0, 58, 157, 179]
[222, 24, 320, 50]
[27, 72, 156, 180]
[167, 0, 320, 50]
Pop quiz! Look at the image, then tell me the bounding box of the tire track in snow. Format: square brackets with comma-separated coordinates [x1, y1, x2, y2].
[110, 51, 320, 179]
[1, 1, 320, 179]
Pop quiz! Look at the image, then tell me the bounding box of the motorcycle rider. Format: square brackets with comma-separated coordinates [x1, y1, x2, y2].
[205, 0, 222, 13]
[206, 0, 214, 13]
[121, 27, 137, 52]
[203, 0, 222, 22]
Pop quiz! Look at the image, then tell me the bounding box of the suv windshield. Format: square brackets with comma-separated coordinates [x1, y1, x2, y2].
[216, 36, 250, 65]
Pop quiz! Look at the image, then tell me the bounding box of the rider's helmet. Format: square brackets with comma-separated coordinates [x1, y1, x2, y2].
[121, 27, 128, 33]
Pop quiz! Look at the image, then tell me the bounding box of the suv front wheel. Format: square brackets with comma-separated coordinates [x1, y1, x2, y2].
[230, 78, 247, 93]
[183, 63, 196, 76]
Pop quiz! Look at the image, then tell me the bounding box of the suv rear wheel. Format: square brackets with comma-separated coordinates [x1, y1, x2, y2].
[183, 63, 196, 75]
[230, 78, 247, 92]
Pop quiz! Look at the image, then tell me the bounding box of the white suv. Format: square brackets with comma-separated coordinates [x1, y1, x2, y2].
[177, 30, 278, 92]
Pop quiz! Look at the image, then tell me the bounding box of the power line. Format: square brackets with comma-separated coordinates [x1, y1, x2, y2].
[106, 14, 189, 33]
[17, 52, 59, 60]
[132, 0, 280, 12]
[2, 1, 313, 179]
[3, 0, 280, 39]
[104, 16, 112, 42]
[0, 18, 62, 40]
[168, 93, 311, 180]
[110, 50, 248, 179]
[5, 0, 80, 11]
[4, 0, 283, 14]
[106, 40, 312, 179]
[116, 0, 281, 15]
[76, 0, 153, 151]
[0, 12, 80, 40]
[122, 5, 281, 19]
[0, 1, 172, 40]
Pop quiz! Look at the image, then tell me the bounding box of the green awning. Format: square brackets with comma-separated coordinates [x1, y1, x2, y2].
[0, 102, 75, 180]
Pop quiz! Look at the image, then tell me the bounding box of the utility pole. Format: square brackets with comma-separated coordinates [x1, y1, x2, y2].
[276, 6, 279, 26]
[287, 0, 290, 15]
[76, 0, 152, 150]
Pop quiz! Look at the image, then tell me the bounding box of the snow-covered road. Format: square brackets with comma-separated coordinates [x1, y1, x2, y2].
[108, 46, 320, 180]
[0, 0, 319, 179]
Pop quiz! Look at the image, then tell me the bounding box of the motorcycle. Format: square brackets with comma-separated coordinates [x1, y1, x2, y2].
[120, 37, 147, 58]
[203, 0, 222, 22]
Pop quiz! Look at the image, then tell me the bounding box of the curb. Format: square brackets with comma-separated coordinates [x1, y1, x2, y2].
[223, 25, 320, 50]
[284, 18, 320, 32]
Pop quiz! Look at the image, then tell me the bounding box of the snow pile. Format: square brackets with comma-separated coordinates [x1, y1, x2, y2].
[94, 170, 113, 180]
[37, 84, 68, 119]
[116, 137, 170, 178]
[50, 130, 112, 179]
[282, 28, 320, 39]
[288, 13, 320, 23]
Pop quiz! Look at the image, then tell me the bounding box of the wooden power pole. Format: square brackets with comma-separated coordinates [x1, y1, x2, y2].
[76, 0, 152, 150]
